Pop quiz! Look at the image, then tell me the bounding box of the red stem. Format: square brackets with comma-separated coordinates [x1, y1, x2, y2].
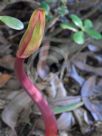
[15, 57, 58, 136]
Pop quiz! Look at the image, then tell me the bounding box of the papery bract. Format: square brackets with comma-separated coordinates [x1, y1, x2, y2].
[17, 8, 45, 58]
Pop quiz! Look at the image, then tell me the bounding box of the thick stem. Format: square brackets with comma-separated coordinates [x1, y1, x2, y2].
[15, 57, 58, 136]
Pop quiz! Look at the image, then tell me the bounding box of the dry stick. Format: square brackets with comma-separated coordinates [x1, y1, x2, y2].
[83, 4, 100, 19]
[49, 29, 62, 37]
[27, 120, 40, 136]
[70, 38, 90, 62]
[45, 36, 69, 43]
[15, 57, 58, 136]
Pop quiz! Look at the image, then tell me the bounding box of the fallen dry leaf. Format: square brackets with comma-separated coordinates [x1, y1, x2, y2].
[49, 73, 67, 98]
[1, 91, 32, 136]
[73, 108, 94, 134]
[0, 55, 15, 70]
[57, 112, 75, 130]
[73, 61, 102, 76]
[81, 76, 102, 121]
[0, 73, 12, 88]
[69, 65, 85, 86]
[37, 41, 50, 79]
[71, 51, 102, 76]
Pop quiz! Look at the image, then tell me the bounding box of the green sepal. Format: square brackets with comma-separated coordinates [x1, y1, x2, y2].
[40, 1, 50, 15]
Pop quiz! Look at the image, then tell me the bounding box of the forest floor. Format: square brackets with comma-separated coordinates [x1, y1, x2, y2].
[0, 0, 102, 136]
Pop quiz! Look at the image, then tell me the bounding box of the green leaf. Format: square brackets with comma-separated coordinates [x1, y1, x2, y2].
[84, 19, 93, 29]
[53, 102, 83, 114]
[70, 14, 83, 28]
[60, 22, 77, 32]
[72, 31, 85, 44]
[85, 28, 102, 40]
[40, 1, 50, 15]
[0, 16, 24, 30]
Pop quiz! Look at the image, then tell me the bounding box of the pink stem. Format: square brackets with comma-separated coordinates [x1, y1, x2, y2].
[15, 57, 58, 136]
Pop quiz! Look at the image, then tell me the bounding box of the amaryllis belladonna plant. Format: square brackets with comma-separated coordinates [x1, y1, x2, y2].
[15, 8, 58, 136]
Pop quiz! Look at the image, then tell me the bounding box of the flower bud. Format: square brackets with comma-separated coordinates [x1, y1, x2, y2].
[17, 8, 45, 58]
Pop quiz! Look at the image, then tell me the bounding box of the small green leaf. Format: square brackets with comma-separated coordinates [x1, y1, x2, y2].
[40, 1, 50, 15]
[72, 31, 85, 44]
[0, 16, 24, 30]
[84, 19, 93, 29]
[85, 28, 102, 40]
[60, 23, 77, 31]
[70, 14, 83, 28]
